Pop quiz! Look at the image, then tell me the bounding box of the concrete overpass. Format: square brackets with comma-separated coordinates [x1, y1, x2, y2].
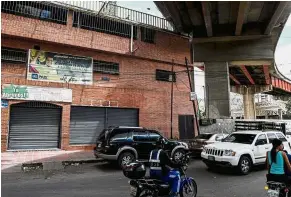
[155, 1, 291, 119]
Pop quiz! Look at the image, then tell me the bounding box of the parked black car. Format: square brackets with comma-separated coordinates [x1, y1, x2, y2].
[94, 126, 189, 168]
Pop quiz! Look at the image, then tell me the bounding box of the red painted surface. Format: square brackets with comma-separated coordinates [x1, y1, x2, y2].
[271, 76, 291, 93]
[240, 65, 255, 85]
[229, 74, 241, 85]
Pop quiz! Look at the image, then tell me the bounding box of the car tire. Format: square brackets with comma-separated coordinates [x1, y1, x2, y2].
[118, 152, 135, 169]
[173, 149, 186, 163]
[237, 156, 252, 175]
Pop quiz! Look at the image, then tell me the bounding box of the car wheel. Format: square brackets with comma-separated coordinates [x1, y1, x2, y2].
[173, 149, 186, 163]
[238, 156, 252, 175]
[118, 152, 135, 169]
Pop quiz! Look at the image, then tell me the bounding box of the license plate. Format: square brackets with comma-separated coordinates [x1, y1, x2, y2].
[267, 189, 279, 197]
[208, 156, 215, 161]
[130, 186, 137, 196]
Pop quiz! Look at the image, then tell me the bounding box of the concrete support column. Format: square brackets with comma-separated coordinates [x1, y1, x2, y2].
[243, 93, 256, 119]
[205, 62, 230, 119]
[278, 109, 283, 120]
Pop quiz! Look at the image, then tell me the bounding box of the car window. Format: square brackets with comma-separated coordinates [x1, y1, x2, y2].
[133, 131, 149, 141]
[256, 134, 268, 145]
[276, 133, 287, 142]
[223, 134, 256, 144]
[148, 131, 162, 142]
[110, 130, 129, 142]
[267, 133, 278, 143]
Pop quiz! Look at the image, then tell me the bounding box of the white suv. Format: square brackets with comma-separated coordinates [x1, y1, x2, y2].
[201, 131, 291, 175]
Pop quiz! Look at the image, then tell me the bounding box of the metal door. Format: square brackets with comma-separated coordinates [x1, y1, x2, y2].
[70, 107, 105, 145]
[107, 108, 138, 127]
[178, 115, 195, 140]
[8, 102, 61, 150]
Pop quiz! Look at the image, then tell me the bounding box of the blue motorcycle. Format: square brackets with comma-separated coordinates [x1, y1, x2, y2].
[123, 154, 197, 197]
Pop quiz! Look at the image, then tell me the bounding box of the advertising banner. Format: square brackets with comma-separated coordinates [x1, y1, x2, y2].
[27, 49, 93, 85]
[2, 84, 72, 103]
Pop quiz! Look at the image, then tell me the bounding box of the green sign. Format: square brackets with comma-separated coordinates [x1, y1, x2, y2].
[2, 84, 29, 99]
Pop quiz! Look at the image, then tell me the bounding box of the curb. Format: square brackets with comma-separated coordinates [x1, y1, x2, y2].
[21, 158, 105, 172]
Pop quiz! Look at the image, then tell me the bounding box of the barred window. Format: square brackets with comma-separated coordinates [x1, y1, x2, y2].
[1, 47, 27, 63]
[93, 60, 119, 75]
[141, 27, 156, 43]
[1, 1, 68, 25]
[156, 69, 176, 82]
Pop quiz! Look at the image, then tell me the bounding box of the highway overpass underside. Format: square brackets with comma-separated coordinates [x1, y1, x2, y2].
[155, 1, 291, 119]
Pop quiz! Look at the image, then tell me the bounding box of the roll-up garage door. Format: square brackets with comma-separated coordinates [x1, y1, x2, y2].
[8, 102, 61, 150]
[70, 107, 138, 145]
[70, 107, 105, 145]
[107, 108, 138, 127]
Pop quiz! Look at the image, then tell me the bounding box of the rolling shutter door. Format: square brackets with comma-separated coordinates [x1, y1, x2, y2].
[8, 106, 61, 150]
[70, 107, 105, 145]
[107, 108, 138, 127]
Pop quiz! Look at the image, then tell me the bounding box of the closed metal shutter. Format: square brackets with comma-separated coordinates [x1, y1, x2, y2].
[107, 108, 138, 127]
[70, 107, 138, 145]
[8, 104, 61, 150]
[70, 107, 105, 145]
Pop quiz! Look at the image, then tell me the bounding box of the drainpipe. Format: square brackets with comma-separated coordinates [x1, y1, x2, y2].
[130, 25, 134, 53]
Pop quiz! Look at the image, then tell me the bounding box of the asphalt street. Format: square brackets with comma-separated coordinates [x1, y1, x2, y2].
[2, 159, 267, 197]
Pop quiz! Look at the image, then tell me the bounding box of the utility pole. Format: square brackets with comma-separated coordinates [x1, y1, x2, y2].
[185, 57, 200, 136]
[170, 59, 174, 139]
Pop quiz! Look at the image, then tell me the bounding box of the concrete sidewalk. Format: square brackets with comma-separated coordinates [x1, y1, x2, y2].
[2, 150, 103, 173]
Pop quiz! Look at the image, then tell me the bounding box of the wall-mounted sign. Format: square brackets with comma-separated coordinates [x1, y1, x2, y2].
[2, 84, 72, 103]
[1, 100, 8, 108]
[190, 92, 197, 101]
[27, 49, 93, 85]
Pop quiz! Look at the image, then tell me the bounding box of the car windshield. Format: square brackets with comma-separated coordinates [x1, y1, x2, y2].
[195, 134, 213, 140]
[222, 133, 256, 144]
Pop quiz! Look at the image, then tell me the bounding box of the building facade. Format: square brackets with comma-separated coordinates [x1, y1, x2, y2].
[1, 2, 195, 152]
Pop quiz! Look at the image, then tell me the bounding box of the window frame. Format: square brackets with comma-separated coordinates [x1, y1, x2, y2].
[156, 69, 176, 82]
[255, 134, 268, 145]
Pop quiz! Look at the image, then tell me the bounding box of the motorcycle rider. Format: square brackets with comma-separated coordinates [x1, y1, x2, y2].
[266, 139, 291, 183]
[149, 137, 181, 197]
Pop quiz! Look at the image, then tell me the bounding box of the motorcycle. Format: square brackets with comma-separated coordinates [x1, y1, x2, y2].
[265, 181, 289, 197]
[124, 153, 197, 197]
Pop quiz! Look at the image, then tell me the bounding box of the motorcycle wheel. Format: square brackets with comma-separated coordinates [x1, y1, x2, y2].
[180, 179, 197, 197]
[139, 189, 155, 197]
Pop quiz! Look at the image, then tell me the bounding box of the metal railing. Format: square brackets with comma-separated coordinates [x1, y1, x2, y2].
[57, 1, 174, 31]
[1, 1, 68, 25]
[72, 10, 138, 39]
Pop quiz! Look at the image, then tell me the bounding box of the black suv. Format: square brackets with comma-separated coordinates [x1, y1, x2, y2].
[94, 126, 189, 168]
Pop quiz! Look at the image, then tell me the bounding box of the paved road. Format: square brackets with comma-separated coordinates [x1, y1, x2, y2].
[2, 160, 267, 197]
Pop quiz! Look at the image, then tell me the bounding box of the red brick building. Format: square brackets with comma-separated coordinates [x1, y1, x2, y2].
[1, 2, 196, 152]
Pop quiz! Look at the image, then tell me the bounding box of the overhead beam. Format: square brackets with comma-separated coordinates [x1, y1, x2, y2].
[230, 74, 241, 85]
[240, 65, 255, 85]
[201, 2, 213, 37]
[263, 65, 271, 84]
[229, 60, 272, 66]
[264, 2, 288, 35]
[192, 34, 270, 43]
[235, 2, 249, 36]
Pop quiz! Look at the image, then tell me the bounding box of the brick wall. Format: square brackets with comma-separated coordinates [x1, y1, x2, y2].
[1, 12, 190, 65]
[1, 37, 195, 151]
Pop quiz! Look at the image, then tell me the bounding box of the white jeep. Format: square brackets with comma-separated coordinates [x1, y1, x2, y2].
[201, 130, 291, 175]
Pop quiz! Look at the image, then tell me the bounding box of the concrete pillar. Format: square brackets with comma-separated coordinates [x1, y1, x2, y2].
[278, 109, 283, 120]
[205, 62, 230, 119]
[243, 93, 256, 119]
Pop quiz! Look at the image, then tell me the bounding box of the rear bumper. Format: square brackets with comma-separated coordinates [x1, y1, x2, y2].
[94, 149, 117, 160]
